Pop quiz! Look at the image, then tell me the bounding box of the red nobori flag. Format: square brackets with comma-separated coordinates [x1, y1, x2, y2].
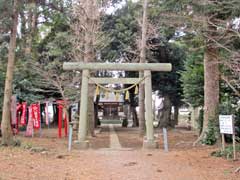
[32, 103, 41, 129]
[25, 106, 33, 137]
[20, 102, 27, 125]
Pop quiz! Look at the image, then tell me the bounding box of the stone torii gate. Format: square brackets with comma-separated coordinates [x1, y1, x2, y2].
[63, 62, 172, 149]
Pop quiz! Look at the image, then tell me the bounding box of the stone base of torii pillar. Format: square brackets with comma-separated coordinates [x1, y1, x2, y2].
[143, 139, 159, 149]
[74, 140, 89, 149]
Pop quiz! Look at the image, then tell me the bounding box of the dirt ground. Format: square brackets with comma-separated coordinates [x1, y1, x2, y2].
[0, 125, 240, 180]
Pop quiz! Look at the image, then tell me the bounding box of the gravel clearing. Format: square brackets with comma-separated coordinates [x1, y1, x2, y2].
[0, 126, 239, 180]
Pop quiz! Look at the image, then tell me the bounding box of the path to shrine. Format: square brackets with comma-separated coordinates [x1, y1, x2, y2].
[109, 124, 122, 149]
[0, 125, 240, 180]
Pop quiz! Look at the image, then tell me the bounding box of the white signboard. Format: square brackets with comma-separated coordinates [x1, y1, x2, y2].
[219, 115, 234, 134]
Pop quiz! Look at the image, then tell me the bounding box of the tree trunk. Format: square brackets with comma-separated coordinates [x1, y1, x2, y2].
[20, 11, 26, 48]
[172, 105, 179, 127]
[88, 85, 95, 137]
[131, 106, 139, 127]
[94, 95, 100, 128]
[138, 84, 145, 133]
[199, 47, 219, 139]
[25, 0, 37, 55]
[94, 101, 99, 128]
[192, 14, 220, 145]
[85, 38, 95, 137]
[84, 0, 97, 137]
[128, 85, 138, 127]
[139, 0, 148, 136]
[1, 0, 19, 146]
[158, 95, 172, 128]
[127, 104, 131, 125]
[193, 46, 219, 145]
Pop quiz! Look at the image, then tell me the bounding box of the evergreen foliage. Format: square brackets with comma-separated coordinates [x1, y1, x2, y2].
[101, 1, 140, 62]
[152, 42, 185, 107]
[102, 1, 186, 108]
[0, 0, 74, 118]
[201, 119, 218, 145]
[180, 50, 204, 108]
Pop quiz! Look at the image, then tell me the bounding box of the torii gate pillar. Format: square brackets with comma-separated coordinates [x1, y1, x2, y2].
[63, 62, 172, 149]
[76, 69, 90, 149]
[143, 70, 158, 148]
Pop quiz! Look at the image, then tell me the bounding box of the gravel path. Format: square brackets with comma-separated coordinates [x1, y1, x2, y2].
[0, 126, 239, 180]
[109, 124, 122, 149]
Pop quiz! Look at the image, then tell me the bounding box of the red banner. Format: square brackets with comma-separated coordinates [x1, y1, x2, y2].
[32, 103, 41, 129]
[20, 102, 27, 125]
[25, 106, 34, 136]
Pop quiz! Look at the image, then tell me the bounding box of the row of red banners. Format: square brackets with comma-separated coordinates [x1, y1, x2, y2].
[11, 97, 68, 138]
[11, 102, 41, 136]
[11, 102, 41, 128]
[25, 103, 41, 137]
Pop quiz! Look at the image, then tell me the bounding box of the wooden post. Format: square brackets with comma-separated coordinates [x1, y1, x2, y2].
[143, 70, 158, 148]
[77, 69, 89, 148]
[232, 116, 236, 160]
[221, 133, 225, 151]
[233, 133, 236, 160]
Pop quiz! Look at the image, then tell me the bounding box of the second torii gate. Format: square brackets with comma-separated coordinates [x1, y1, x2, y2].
[63, 62, 172, 149]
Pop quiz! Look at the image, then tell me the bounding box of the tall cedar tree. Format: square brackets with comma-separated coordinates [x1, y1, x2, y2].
[1, 0, 19, 145]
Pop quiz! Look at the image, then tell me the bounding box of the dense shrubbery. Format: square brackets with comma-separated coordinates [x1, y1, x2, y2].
[211, 145, 240, 159]
[201, 119, 218, 145]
